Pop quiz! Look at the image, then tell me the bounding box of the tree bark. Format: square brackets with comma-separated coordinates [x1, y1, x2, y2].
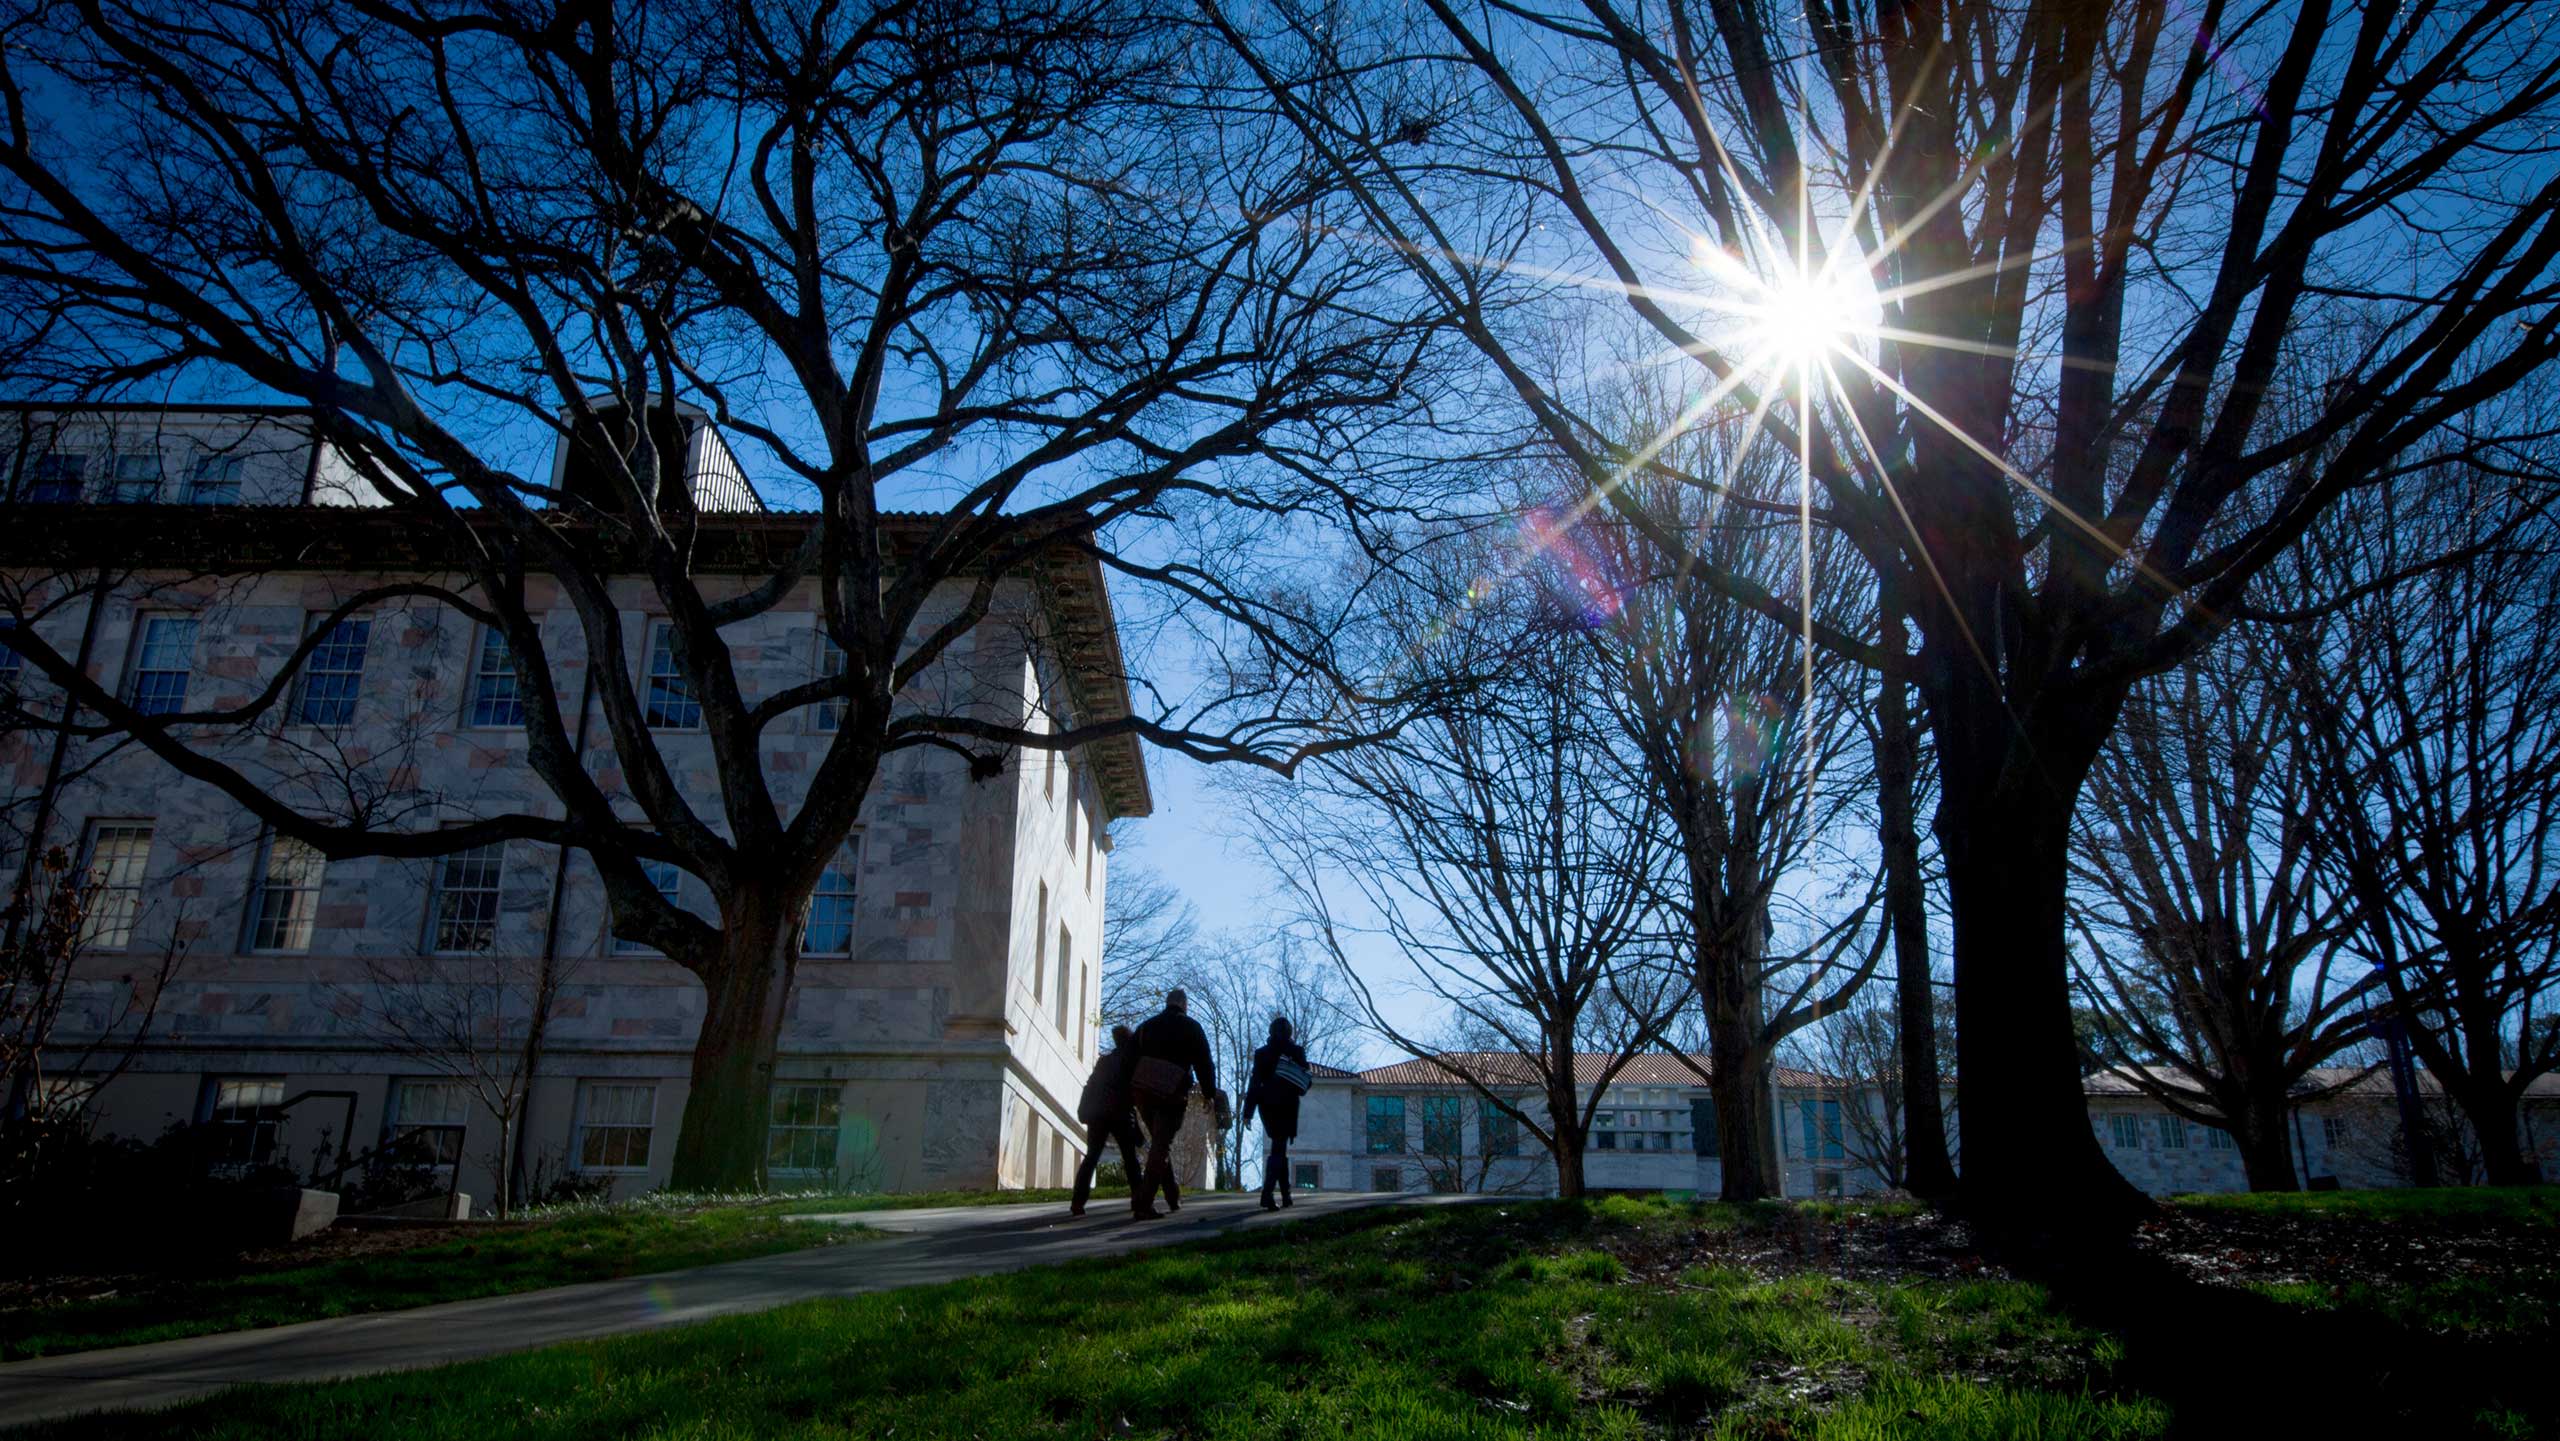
[1549, 1075, 1588, 1199]
[2235, 1093, 2300, 1193]
[1935, 728, 2147, 1228]
[666, 906, 798, 1192]
[2456, 1081, 2543, 1187]
[1876, 617, 1956, 1197]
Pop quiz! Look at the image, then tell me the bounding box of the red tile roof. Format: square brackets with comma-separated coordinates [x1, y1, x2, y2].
[1335, 1051, 1841, 1090]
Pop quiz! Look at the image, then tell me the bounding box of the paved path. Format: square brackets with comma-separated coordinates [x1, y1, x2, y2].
[0, 1191, 1478, 1430]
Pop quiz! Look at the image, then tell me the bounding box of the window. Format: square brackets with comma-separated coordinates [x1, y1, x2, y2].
[206, 1077, 285, 1169]
[1420, 1094, 1463, 1156]
[108, 452, 160, 503]
[246, 833, 325, 952]
[801, 849, 858, 956]
[1594, 1129, 1617, 1150]
[2160, 1113, 2187, 1150]
[1481, 1099, 1521, 1157]
[187, 454, 242, 503]
[1293, 1162, 1320, 1191]
[1064, 771, 1079, 854]
[2109, 1112, 2142, 1149]
[292, 616, 371, 726]
[78, 821, 153, 949]
[1365, 1094, 1406, 1154]
[0, 620, 22, 695]
[768, 1083, 843, 1174]
[1691, 1097, 1721, 1158]
[468, 625, 526, 727]
[1055, 926, 1072, 1032]
[2208, 1126, 2235, 1152]
[1032, 882, 1048, 1000]
[127, 615, 196, 715]
[1076, 961, 1089, 1055]
[642, 620, 700, 728]
[429, 841, 505, 953]
[27, 451, 85, 503]
[613, 859, 683, 955]
[1371, 1165, 1403, 1192]
[2322, 1116, 2351, 1149]
[575, 1081, 656, 1170]
[33, 1076, 98, 1120]
[1797, 1098, 1843, 1161]
[390, 1079, 471, 1169]
[813, 631, 846, 732]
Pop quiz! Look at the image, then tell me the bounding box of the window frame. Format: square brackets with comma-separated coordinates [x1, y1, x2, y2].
[2159, 1113, 2188, 1150]
[1364, 1094, 1406, 1155]
[388, 1078, 472, 1172]
[244, 830, 326, 954]
[107, 451, 161, 503]
[290, 613, 372, 728]
[573, 1080, 658, 1173]
[27, 450, 86, 503]
[186, 453, 243, 504]
[465, 622, 528, 729]
[203, 1075, 287, 1172]
[1479, 1098, 1522, 1158]
[767, 1082, 844, 1177]
[640, 618, 702, 729]
[77, 819, 154, 950]
[1293, 1162, 1321, 1191]
[1370, 1164, 1403, 1193]
[426, 838, 507, 955]
[2108, 1111, 2143, 1149]
[811, 628, 846, 733]
[1419, 1093, 1464, 1157]
[800, 839, 862, 957]
[125, 613, 198, 716]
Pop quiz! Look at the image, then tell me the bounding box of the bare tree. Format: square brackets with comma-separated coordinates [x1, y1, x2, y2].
[1248, 554, 1682, 1198]
[1873, 597, 1955, 1195]
[1208, 0, 2560, 1223]
[0, 0, 1455, 1185]
[1098, 830, 1202, 1033]
[1177, 931, 1348, 1189]
[1580, 429, 1885, 1201]
[1780, 994, 1910, 1189]
[1, 843, 185, 1124]
[2069, 628, 2382, 1191]
[343, 943, 580, 1220]
[2291, 472, 2560, 1185]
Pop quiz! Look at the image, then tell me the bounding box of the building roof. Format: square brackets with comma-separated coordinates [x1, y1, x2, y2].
[1337, 1051, 1841, 1090]
[2084, 1064, 2560, 1101]
[3, 485, 1152, 821]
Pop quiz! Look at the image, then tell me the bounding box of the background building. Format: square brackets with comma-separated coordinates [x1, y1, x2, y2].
[1288, 1053, 1892, 1198]
[2, 405, 1149, 1207]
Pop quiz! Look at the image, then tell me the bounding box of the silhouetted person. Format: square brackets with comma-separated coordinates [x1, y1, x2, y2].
[1072, 1024, 1144, 1217]
[1128, 987, 1217, 1218]
[1242, 1015, 1309, 1210]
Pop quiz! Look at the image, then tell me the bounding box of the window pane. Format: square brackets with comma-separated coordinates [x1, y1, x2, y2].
[801, 864, 858, 956]
[249, 835, 326, 951]
[814, 632, 846, 732]
[129, 616, 196, 715]
[80, 822, 154, 948]
[643, 621, 700, 728]
[294, 617, 370, 726]
[28, 452, 85, 503]
[767, 1083, 841, 1174]
[1421, 1095, 1462, 1155]
[431, 842, 505, 952]
[188, 455, 242, 503]
[109, 453, 160, 503]
[1365, 1095, 1405, 1154]
[469, 626, 526, 727]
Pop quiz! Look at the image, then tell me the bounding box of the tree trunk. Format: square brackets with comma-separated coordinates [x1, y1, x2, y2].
[666, 907, 797, 1192]
[1708, 1019, 1781, 1202]
[2456, 1082, 2543, 1187]
[493, 1112, 516, 1220]
[1876, 623, 1957, 1197]
[1936, 758, 2148, 1229]
[2236, 1092, 2299, 1193]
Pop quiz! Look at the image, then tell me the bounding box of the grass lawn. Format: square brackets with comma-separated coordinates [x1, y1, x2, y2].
[0, 1185, 1113, 1364]
[16, 1189, 2552, 1438]
[2172, 1184, 2560, 1228]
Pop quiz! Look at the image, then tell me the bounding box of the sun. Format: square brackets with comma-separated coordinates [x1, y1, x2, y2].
[1750, 266, 1858, 366]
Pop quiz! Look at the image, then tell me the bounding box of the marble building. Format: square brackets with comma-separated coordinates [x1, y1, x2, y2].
[1, 403, 1151, 1205]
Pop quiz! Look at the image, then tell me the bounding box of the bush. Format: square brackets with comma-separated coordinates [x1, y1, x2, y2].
[0, 1116, 308, 1275]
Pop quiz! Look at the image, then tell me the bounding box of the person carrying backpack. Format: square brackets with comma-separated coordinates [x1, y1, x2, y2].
[1126, 988, 1218, 1219]
[1242, 1015, 1311, 1210]
[1071, 1024, 1144, 1217]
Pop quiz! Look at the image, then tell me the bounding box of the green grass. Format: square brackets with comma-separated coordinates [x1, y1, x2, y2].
[0, 1199, 880, 1362]
[2171, 1185, 2560, 1228]
[18, 1198, 2172, 1441]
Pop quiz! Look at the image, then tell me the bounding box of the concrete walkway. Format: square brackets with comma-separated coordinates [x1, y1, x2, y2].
[0, 1191, 1476, 1430]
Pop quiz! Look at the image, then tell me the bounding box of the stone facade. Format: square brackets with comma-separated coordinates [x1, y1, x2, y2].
[3, 406, 1146, 1208]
